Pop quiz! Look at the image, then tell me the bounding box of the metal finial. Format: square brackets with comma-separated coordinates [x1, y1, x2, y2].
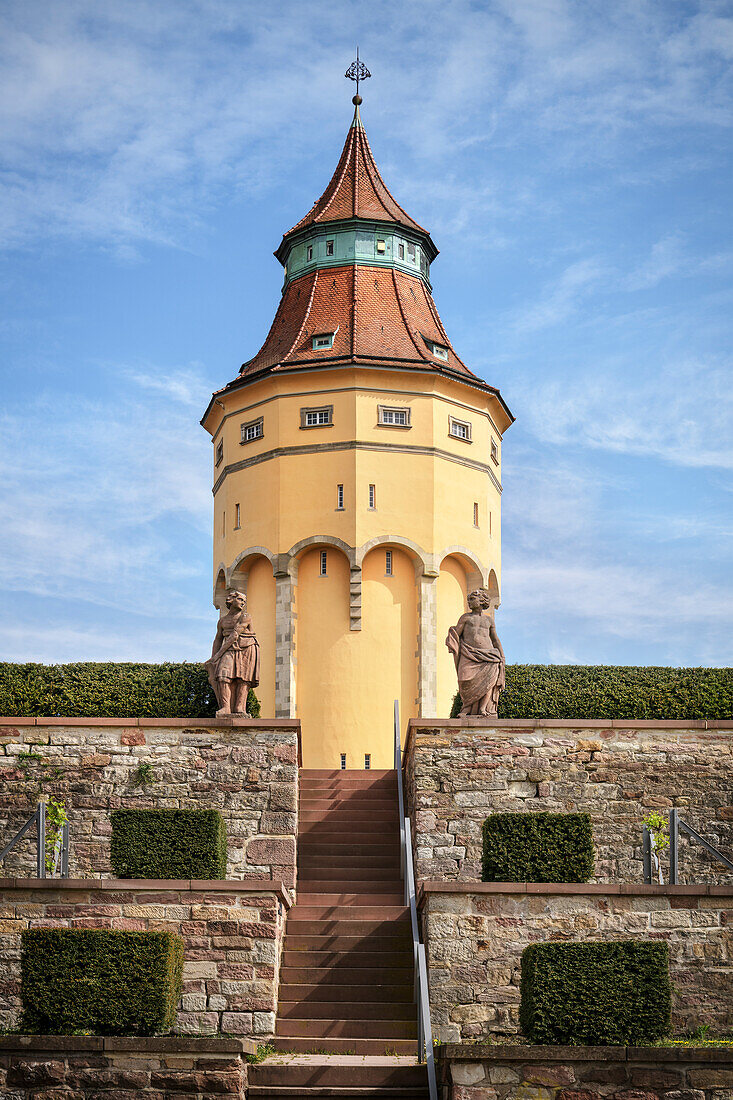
[345, 46, 371, 101]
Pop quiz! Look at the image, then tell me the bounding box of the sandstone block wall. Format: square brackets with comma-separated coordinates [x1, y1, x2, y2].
[0, 880, 290, 1037]
[0, 1036, 252, 1099]
[405, 720, 733, 884]
[0, 718, 300, 885]
[438, 1044, 733, 1100]
[422, 884, 733, 1042]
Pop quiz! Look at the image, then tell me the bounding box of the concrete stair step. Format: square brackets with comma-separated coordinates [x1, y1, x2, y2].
[279, 984, 413, 1004]
[280, 968, 413, 985]
[282, 951, 413, 968]
[250, 1063, 426, 1087]
[269, 1038, 418, 1054]
[274, 1019, 418, 1040]
[277, 1001, 416, 1020]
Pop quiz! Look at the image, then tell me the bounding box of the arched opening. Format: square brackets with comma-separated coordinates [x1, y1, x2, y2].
[214, 569, 227, 611]
[229, 553, 276, 718]
[487, 568, 500, 608]
[436, 555, 470, 719]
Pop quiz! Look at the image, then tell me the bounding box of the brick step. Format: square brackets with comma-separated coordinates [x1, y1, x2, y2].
[297, 881, 403, 894]
[284, 934, 411, 952]
[287, 907, 408, 922]
[250, 1064, 426, 1088]
[280, 967, 413, 985]
[278, 1002, 416, 1021]
[298, 855, 401, 870]
[275, 1019, 417, 1040]
[279, 984, 413, 1004]
[248, 1088, 427, 1098]
[282, 950, 413, 968]
[294, 894, 405, 907]
[269, 1037, 418, 1054]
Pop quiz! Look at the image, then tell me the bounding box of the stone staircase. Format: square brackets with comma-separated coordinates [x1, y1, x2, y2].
[248, 768, 428, 1097]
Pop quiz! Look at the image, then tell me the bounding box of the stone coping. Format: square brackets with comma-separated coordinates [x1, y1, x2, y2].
[0, 1034, 257, 1054]
[0, 877, 294, 906]
[0, 716, 301, 727]
[418, 881, 733, 903]
[437, 1044, 733, 1063]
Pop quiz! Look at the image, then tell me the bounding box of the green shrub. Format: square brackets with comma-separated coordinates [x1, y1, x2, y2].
[482, 812, 594, 882]
[0, 662, 260, 719]
[520, 941, 671, 1045]
[451, 664, 733, 720]
[111, 808, 228, 879]
[21, 928, 183, 1035]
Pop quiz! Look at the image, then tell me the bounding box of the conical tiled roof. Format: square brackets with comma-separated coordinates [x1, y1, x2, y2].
[280, 105, 429, 242]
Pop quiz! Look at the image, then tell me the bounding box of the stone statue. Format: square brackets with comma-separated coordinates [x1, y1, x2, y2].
[206, 589, 260, 717]
[446, 588, 505, 718]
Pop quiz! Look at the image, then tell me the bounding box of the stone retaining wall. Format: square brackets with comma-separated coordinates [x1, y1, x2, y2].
[0, 879, 291, 1037]
[437, 1044, 733, 1100]
[405, 720, 733, 884]
[421, 883, 733, 1042]
[0, 718, 300, 884]
[0, 1035, 253, 1099]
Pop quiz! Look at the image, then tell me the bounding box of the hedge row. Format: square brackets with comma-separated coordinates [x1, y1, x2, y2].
[451, 664, 733, 719]
[0, 662, 260, 719]
[482, 812, 594, 883]
[520, 941, 671, 1045]
[21, 928, 183, 1035]
[111, 808, 228, 880]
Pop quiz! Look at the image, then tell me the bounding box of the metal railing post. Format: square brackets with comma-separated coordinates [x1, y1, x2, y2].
[642, 826, 652, 885]
[669, 808, 679, 886]
[36, 801, 46, 879]
[61, 822, 70, 878]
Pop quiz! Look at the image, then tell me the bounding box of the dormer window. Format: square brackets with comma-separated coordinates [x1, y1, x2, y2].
[432, 343, 448, 361]
[312, 332, 334, 350]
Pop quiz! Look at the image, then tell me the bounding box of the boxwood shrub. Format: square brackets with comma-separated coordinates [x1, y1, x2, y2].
[482, 812, 594, 882]
[450, 664, 733, 719]
[111, 808, 228, 879]
[21, 928, 183, 1035]
[0, 661, 260, 719]
[520, 941, 671, 1045]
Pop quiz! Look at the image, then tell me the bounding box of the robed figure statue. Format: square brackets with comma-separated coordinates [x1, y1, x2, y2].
[206, 589, 260, 716]
[446, 588, 505, 718]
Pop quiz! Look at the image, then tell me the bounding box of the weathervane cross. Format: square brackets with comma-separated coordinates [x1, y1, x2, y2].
[345, 47, 371, 100]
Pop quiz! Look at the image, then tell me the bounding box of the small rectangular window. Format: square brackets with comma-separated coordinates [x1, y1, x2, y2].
[378, 406, 410, 428]
[215, 440, 223, 466]
[340, 753, 347, 770]
[320, 550, 328, 576]
[326, 239, 334, 256]
[385, 550, 393, 576]
[473, 502, 479, 527]
[235, 503, 241, 529]
[431, 343, 449, 361]
[449, 417, 472, 442]
[368, 484, 376, 509]
[306, 244, 313, 261]
[376, 239, 386, 254]
[491, 438, 499, 465]
[312, 332, 334, 350]
[337, 484, 344, 509]
[364, 753, 371, 770]
[302, 405, 333, 427]
[241, 417, 264, 444]
[398, 242, 405, 260]
[407, 242, 415, 260]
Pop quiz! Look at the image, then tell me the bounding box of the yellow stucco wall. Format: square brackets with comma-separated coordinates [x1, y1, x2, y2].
[203, 365, 508, 766]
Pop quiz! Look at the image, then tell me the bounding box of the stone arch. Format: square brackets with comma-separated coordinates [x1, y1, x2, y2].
[287, 535, 356, 580]
[356, 534, 434, 576]
[213, 566, 227, 610]
[229, 545, 278, 584]
[438, 546, 487, 593]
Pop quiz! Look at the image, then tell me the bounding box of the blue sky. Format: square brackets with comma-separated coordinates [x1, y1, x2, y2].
[1, 0, 731, 667]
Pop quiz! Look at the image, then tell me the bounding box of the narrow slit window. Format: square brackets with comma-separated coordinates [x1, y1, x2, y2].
[398, 242, 405, 260]
[320, 550, 328, 576]
[222, 511, 226, 536]
[215, 440, 223, 466]
[235, 503, 241, 529]
[368, 484, 376, 509]
[337, 483, 344, 509]
[473, 502, 479, 527]
[364, 753, 371, 770]
[326, 239, 334, 256]
[491, 438, 499, 465]
[385, 550, 393, 576]
[407, 242, 416, 260]
[340, 753, 347, 770]
[306, 244, 313, 261]
[489, 511, 492, 536]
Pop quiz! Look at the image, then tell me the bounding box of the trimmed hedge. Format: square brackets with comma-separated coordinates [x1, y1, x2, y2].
[520, 941, 671, 1045]
[21, 928, 184, 1035]
[111, 808, 228, 879]
[0, 662, 260, 719]
[451, 664, 733, 719]
[482, 812, 594, 883]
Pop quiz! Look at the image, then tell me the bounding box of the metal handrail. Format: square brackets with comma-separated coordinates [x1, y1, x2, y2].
[0, 803, 69, 878]
[643, 809, 733, 885]
[394, 701, 437, 1100]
